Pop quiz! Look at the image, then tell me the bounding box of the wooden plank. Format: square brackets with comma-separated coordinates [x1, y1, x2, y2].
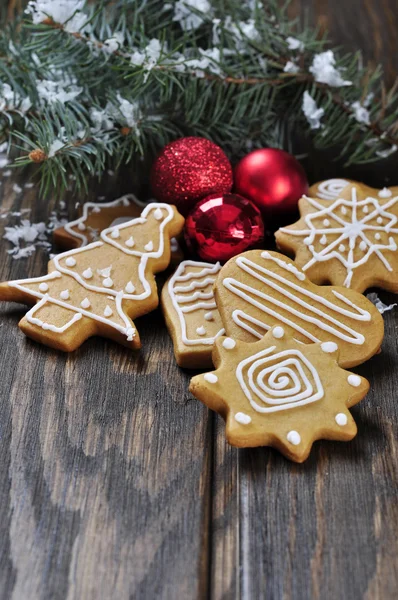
[0, 176, 213, 599]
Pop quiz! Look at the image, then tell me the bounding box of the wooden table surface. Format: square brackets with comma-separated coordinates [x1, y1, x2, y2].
[1, 2, 398, 599]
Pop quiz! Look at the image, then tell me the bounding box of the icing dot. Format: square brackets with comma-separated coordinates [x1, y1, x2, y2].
[80, 298, 91, 309]
[321, 341, 338, 353]
[104, 306, 113, 317]
[60, 290, 70, 300]
[375, 233, 381, 240]
[272, 326, 285, 339]
[377, 217, 383, 224]
[304, 236, 311, 245]
[92, 206, 101, 213]
[223, 338, 236, 350]
[338, 244, 345, 252]
[154, 208, 163, 220]
[78, 222, 86, 231]
[235, 412, 252, 425]
[359, 241, 367, 251]
[65, 257, 76, 267]
[363, 206, 369, 214]
[82, 267, 93, 279]
[341, 206, 347, 215]
[204, 373, 218, 383]
[204, 312, 214, 321]
[126, 327, 135, 341]
[39, 283, 49, 292]
[320, 234, 327, 245]
[144, 241, 154, 252]
[378, 187, 392, 198]
[111, 228, 120, 239]
[125, 281, 135, 293]
[196, 326, 206, 336]
[125, 236, 135, 248]
[103, 277, 113, 288]
[335, 413, 348, 426]
[323, 219, 330, 226]
[347, 374, 361, 387]
[287, 430, 301, 445]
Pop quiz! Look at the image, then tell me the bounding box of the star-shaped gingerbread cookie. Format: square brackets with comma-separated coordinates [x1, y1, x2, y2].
[190, 327, 369, 462]
[275, 181, 398, 292]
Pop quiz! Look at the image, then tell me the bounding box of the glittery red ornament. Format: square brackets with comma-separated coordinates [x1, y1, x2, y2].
[184, 193, 264, 263]
[234, 148, 308, 225]
[150, 137, 233, 216]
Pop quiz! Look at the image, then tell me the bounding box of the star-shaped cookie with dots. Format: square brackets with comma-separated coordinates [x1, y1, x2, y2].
[189, 327, 369, 462]
[275, 180, 398, 292]
[0, 203, 184, 352]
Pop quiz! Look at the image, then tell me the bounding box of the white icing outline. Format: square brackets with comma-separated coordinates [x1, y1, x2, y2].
[279, 187, 398, 287]
[315, 179, 350, 200]
[168, 260, 225, 346]
[236, 346, 324, 413]
[222, 254, 371, 345]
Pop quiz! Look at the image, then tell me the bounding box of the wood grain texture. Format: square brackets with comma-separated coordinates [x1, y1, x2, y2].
[0, 2, 398, 599]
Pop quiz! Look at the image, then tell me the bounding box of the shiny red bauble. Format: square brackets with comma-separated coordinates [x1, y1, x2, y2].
[234, 148, 308, 224]
[184, 193, 264, 263]
[151, 137, 233, 216]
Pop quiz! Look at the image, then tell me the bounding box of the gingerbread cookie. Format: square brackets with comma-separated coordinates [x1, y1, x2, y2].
[214, 250, 384, 368]
[54, 194, 184, 262]
[161, 260, 225, 368]
[0, 203, 184, 351]
[275, 181, 398, 292]
[190, 327, 369, 462]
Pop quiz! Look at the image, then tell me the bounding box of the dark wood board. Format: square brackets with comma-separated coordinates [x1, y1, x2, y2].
[0, 1, 397, 598]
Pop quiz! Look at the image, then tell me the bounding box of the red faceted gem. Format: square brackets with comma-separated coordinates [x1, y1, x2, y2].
[184, 193, 265, 263]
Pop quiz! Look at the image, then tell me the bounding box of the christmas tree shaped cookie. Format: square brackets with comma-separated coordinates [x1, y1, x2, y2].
[276, 181, 398, 292]
[0, 203, 184, 351]
[190, 327, 369, 462]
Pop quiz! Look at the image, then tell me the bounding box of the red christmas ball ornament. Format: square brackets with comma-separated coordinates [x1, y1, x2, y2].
[184, 193, 264, 263]
[234, 148, 308, 225]
[151, 137, 233, 216]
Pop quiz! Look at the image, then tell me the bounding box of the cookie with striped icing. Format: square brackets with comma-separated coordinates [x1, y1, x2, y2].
[190, 327, 369, 462]
[214, 249, 383, 368]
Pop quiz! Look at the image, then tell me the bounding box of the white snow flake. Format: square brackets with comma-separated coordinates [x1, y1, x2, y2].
[302, 91, 324, 129]
[351, 101, 371, 125]
[309, 51, 352, 87]
[172, 0, 211, 31]
[286, 37, 304, 51]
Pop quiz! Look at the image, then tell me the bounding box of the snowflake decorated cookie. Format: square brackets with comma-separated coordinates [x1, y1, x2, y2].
[0, 203, 184, 351]
[189, 327, 369, 462]
[275, 180, 398, 292]
[54, 194, 184, 262]
[214, 249, 384, 368]
[161, 260, 225, 368]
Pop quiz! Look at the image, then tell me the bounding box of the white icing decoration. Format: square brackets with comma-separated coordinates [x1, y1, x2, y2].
[378, 187, 392, 198]
[222, 255, 371, 347]
[104, 305, 113, 317]
[338, 244, 345, 252]
[287, 430, 301, 445]
[154, 208, 163, 220]
[320, 235, 327, 245]
[341, 206, 347, 215]
[359, 241, 367, 251]
[315, 179, 350, 200]
[167, 261, 224, 346]
[377, 217, 383, 224]
[25, 296, 82, 333]
[280, 187, 398, 287]
[347, 374, 361, 387]
[39, 283, 49, 292]
[65, 257, 76, 267]
[125, 281, 135, 293]
[223, 338, 236, 350]
[82, 267, 93, 279]
[335, 413, 348, 426]
[97, 266, 112, 278]
[63, 194, 143, 246]
[204, 373, 218, 383]
[272, 326, 285, 339]
[196, 325, 206, 335]
[80, 298, 91, 309]
[111, 228, 120, 239]
[323, 219, 330, 226]
[235, 412, 252, 425]
[78, 223, 86, 231]
[144, 241, 154, 252]
[60, 290, 70, 300]
[103, 277, 113, 288]
[236, 345, 324, 414]
[321, 341, 338, 353]
[10, 203, 175, 342]
[262, 251, 305, 280]
[125, 236, 135, 248]
[204, 312, 214, 321]
[375, 233, 381, 240]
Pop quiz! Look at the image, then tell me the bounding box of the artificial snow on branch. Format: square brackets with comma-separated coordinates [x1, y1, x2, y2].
[1, 0, 398, 196]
